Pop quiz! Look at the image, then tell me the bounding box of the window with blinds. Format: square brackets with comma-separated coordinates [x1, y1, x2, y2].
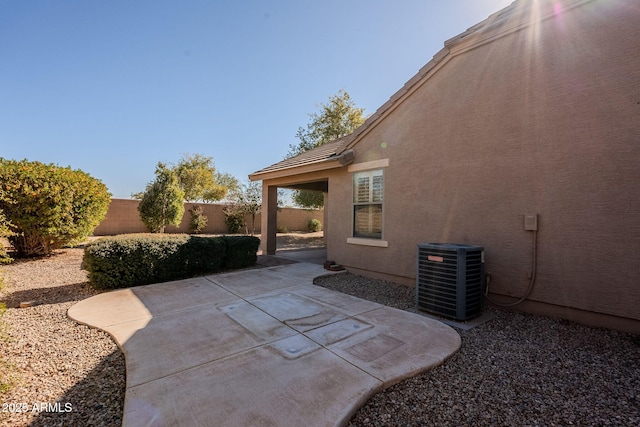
[353, 169, 383, 239]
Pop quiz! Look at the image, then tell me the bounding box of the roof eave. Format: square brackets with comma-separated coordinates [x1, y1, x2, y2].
[249, 150, 354, 182]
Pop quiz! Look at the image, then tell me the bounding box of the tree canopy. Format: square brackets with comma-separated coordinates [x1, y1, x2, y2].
[134, 154, 239, 203]
[225, 181, 262, 235]
[287, 90, 366, 208]
[288, 89, 366, 158]
[138, 163, 185, 233]
[173, 153, 238, 202]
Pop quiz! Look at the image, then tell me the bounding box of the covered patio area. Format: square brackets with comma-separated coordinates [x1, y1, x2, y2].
[249, 138, 354, 255]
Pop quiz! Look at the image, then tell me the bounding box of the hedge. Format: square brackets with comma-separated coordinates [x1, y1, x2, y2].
[83, 234, 260, 290]
[222, 235, 260, 270]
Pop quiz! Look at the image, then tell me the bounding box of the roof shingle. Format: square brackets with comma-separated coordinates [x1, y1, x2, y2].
[249, 136, 352, 179]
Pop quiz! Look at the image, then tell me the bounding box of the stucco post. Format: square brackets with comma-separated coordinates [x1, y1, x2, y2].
[261, 184, 278, 255]
[323, 192, 328, 247]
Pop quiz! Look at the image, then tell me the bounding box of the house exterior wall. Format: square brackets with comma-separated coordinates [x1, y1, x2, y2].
[326, 0, 640, 332]
[94, 198, 322, 235]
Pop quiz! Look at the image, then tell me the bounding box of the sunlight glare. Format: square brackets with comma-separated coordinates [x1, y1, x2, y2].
[553, 3, 564, 15]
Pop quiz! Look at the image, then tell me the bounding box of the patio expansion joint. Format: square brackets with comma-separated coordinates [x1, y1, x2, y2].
[300, 333, 387, 384]
[122, 302, 390, 390]
[203, 275, 302, 299]
[298, 308, 396, 384]
[122, 300, 227, 324]
[126, 333, 300, 390]
[124, 293, 317, 389]
[205, 270, 396, 379]
[124, 309, 385, 391]
[192, 283, 391, 385]
[234, 290, 391, 384]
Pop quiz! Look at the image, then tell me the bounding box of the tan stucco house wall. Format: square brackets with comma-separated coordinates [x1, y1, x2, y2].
[250, 0, 640, 333]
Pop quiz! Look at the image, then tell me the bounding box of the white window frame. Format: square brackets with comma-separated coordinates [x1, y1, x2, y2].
[346, 159, 389, 247]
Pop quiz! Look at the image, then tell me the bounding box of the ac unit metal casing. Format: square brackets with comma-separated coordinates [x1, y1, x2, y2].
[416, 243, 485, 321]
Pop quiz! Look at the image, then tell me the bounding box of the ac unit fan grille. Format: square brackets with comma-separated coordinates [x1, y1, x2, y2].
[416, 244, 484, 321]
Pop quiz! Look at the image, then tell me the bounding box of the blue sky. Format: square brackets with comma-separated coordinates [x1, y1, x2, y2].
[0, 0, 513, 199]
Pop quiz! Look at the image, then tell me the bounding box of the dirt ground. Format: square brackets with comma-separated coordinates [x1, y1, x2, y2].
[273, 231, 324, 250]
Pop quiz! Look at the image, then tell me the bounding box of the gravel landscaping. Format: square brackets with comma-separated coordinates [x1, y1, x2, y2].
[1, 234, 638, 426]
[0, 248, 125, 427]
[314, 274, 640, 427]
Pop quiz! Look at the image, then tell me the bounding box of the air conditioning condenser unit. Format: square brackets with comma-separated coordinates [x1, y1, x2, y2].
[416, 243, 484, 321]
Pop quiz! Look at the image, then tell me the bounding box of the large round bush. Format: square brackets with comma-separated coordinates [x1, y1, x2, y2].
[0, 158, 111, 257]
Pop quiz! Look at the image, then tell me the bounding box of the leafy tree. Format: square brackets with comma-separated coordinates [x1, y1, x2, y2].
[215, 171, 240, 196]
[223, 182, 287, 235]
[173, 153, 238, 202]
[288, 89, 366, 158]
[0, 158, 111, 257]
[138, 163, 185, 233]
[287, 90, 366, 208]
[293, 190, 325, 210]
[188, 205, 208, 234]
[226, 182, 263, 235]
[240, 182, 263, 236]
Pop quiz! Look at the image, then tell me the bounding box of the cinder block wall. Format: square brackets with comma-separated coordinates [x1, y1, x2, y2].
[93, 199, 323, 235]
[276, 208, 323, 232]
[94, 199, 148, 235]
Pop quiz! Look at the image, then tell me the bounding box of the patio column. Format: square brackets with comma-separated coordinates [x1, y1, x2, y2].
[261, 184, 278, 255]
[323, 191, 328, 247]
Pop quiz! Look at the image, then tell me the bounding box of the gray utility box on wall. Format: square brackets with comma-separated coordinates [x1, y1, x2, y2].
[416, 243, 485, 321]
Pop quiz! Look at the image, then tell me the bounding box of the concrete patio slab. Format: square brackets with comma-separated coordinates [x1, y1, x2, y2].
[119, 302, 298, 387]
[69, 259, 461, 427]
[124, 335, 381, 427]
[207, 267, 302, 298]
[69, 288, 153, 328]
[249, 290, 350, 333]
[127, 276, 238, 316]
[324, 307, 461, 386]
[292, 283, 384, 316]
[270, 248, 328, 265]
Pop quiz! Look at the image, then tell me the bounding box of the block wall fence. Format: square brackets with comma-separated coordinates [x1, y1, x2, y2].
[93, 198, 323, 236]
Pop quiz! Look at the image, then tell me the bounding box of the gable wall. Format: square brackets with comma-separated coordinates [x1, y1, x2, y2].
[327, 0, 640, 330]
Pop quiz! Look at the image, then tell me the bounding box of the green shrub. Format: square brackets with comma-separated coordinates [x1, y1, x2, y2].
[222, 236, 260, 270]
[0, 243, 9, 264]
[83, 234, 259, 290]
[0, 210, 12, 264]
[276, 225, 288, 233]
[308, 218, 322, 232]
[0, 158, 111, 257]
[224, 209, 245, 234]
[188, 205, 208, 234]
[180, 235, 227, 272]
[138, 163, 185, 233]
[0, 296, 13, 394]
[84, 234, 189, 289]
